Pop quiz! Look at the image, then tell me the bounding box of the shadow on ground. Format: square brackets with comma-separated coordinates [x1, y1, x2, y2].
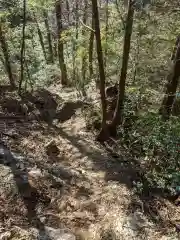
[0, 87, 178, 237]
[0, 88, 85, 137]
[0, 143, 52, 238]
[46, 125, 178, 234]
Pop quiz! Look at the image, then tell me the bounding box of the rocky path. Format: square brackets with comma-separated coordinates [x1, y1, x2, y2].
[0, 87, 179, 240]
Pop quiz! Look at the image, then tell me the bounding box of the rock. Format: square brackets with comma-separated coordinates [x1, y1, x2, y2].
[124, 211, 153, 231]
[4, 226, 35, 240]
[55, 100, 83, 123]
[28, 168, 43, 179]
[50, 165, 73, 180]
[1, 98, 28, 116]
[175, 196, 180, 206]
[31, 226, 75, 240]
[0, 165, 18, 197]
[45, 140, 60, 156]
[81, 201, 97, 214]
[73, 211, 88, 219]
[25, 89, 58, 124]
[0, 231, 12, 240]
[175, 223, 180, 233]
[0, 144, 12, 165]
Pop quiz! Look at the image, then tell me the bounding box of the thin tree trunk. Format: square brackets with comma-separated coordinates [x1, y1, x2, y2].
[55, 0, 68, 85]
[159, 35, 180, 119]
[18, 0, 26, 94]
[43, 10, 54, 63]
[53, 37, 58, 58]
[34, 13, 47, 62]
[0, 23, 15, 88]
[115, 0, 126, 29]
[92, 0, 108, 141]
[132, 33, 141, 84]
[110, 0, 134, 134]
[66, 0, 70, 23]
[104, 0, 109, 73]
[81, 0, 88, 82]
[89, 17, 95, 79]
[0, 52, 5, 68]
[171, 35, 180, 61]
[72, 1, 79, 81]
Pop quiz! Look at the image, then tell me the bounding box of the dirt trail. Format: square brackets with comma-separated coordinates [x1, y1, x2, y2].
[0, 86, 179, 240]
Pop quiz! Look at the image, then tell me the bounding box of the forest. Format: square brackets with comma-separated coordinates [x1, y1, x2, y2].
[0, 0, 180, 239]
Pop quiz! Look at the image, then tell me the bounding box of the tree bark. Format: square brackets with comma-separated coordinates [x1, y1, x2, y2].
[110, 0, 134, 135]
[0, 52, 5, 68]
[88, 17, 95, 79]
[104, 0, 109, 73]
[159, 35, 180, 119]
[0, 22, 15, 88]
[43, 10, 54, 63]
[18, 0, 26, 94]
[34, 13, 47, 62]
[72, 0, 79, 81]
[81, 0, 88, 96]
[66, 0, 70, 23]
[92, 0, 108, 141]
[55, 0, 68, 85]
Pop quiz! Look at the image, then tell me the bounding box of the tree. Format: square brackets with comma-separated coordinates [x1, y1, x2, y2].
[18, 0, 26, 94]
[66, 0, 70, 23]
[81, 0, 88, 95]
[92, 0, 108, 141]
[159, 35, 180, 119]
[43, 9, 54, 63]
[72, 0, 79, 81]
[109, 0, 135, 136]
[55, 0, 68, 85]
[34, 13, 47, 62]
[104, 0, 109, 73]
[0, 21, 16, 88]
[88, 16, 95, 79]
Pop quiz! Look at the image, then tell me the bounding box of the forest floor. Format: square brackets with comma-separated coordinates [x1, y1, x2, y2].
[0, 84, 179, 240]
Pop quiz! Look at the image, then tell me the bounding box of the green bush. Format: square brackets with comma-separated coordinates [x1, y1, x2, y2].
[127, 112, 180, 195]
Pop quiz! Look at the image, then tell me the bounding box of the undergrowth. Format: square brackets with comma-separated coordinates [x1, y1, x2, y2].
[84, 92, 180, 198]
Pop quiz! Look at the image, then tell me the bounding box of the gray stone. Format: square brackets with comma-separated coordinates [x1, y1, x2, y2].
[31, 227, 75, 240]
[0, 231, 12, 240]
[0, 165, 18, 197]
[50, 165, 73, 180]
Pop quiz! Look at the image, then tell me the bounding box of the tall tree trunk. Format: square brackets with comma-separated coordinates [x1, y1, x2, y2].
[18, 0, 26, 94]
[34, 13, 47, 62]
[72, 1, 79, 81]
[0, 52, 5, 68]
[43, 10, 54, 63]
[0, 22, 15, 88]
[92, 0, 108, 141]
[110, 0, 134, 134]
[159, 35, 180, 119]
[104, 0, 109, 73]
[81, 0, 88, 87]
[115, 0, 125, 29]
[89, 17, 95, 79]
[66, 0, 70, 23]
[55, 0, 68, 85]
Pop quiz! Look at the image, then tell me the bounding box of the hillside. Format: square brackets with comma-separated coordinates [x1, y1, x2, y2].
[0, 0, 180, 239]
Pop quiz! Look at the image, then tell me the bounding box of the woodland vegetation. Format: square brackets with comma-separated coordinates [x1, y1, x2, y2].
[0, 0, 180, 239]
